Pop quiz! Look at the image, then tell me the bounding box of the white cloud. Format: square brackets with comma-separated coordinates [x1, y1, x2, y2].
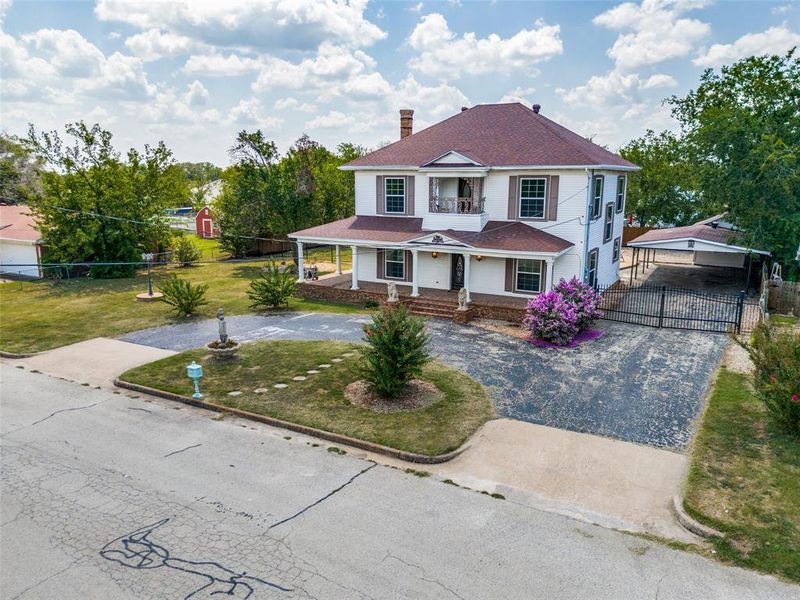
[0, 0, 11, 26]
[227, 98, 283, 128]
[557, 71, 644, 107]
[771, 4, 793, 15]
[274, 97, 317, 112]
[183, 52, 262, 76]
[184, 80, 209, 106]
[408, 13, 562, 79]
[125, 28, 197, 61]
[95, 0, 386, 50]
[306, 110, 355, 129]
[642, 73, 677, 88]
[594, 0, 711, 70]
[498, 86, 536, 105]
[693, 25, 800, 67]
[408, 2, 424, 13]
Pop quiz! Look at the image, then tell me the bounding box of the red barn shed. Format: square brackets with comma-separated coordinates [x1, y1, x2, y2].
[195, 206, 217, 238]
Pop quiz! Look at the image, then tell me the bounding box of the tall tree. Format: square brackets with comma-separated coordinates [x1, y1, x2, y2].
[619, 130, 698, 226]
[0, 133, 42, 204]
[668, 49, 800, 274]
[27, 122, 188, 277]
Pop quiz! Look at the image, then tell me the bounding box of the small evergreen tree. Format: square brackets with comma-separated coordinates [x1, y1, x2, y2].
[159, 275, 208, 316]
[359, 305, 431, 399]
[173, 235, 201, 267]
[247, 265, 296, 309]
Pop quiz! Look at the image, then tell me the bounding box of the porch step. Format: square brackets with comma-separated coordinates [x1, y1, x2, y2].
[409, 307, 456, 318]
[405, 298, 457, 318]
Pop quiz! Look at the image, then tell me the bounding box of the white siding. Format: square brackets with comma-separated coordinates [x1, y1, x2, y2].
[694, 251, 745, 268]
[587, 171, 625, 287]
[354, 172, 376, 216]
[469, 256, 508, 295]
[355, 172, 422, 216]
[418, 252, 450, 289]
[0, 241, 40, 278]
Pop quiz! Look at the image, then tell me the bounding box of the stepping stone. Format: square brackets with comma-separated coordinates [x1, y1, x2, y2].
[331, 358, 343, 363]
[253, 388, 269, 394]
[306, 370, 320, 374]
[292, 376, 307, 381]
[228, 391, 242, 397]
[273, 383, 288, 389]
[341, 352, 355, 357]
[319, 364, 331, 368]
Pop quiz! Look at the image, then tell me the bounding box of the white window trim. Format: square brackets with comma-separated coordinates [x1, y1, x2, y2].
[587, 248, 599, 287]
[515, 258, 543, 293]
[384, 249, 405, 280]
[604, 202, 614, 243]
[384, 177, 406, 214]
[591, 176, 604, 220]
[518, 177, 548, 220]
[616, 176, 626, 213]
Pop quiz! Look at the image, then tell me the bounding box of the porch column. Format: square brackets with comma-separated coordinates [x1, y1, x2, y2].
[350, 245, 359, 290]
[296, 241, 305, 283]
[463, 253, 472, 303]
[411, 249, 419, 297]
[545, 258, 554, 291]
[335, 244, 342, 275]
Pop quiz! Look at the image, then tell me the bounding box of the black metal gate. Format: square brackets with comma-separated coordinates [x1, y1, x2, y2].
[597, 283, 751, 333]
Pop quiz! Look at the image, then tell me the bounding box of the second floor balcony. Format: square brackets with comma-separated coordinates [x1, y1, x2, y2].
[428, 176, 485, 215]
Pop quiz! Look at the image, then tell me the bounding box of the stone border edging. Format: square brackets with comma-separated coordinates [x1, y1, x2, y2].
[672, 495, 725, 539]
[0, 350, 38, 359]
[113, 378, 468, 464]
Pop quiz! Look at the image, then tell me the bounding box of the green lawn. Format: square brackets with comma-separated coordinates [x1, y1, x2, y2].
[684, 368, 800, 582]
[771, 314, 799, 328]
[305, 245, 352, 269]
[0, 261, 363, 353]
[120, 340, 493, 456]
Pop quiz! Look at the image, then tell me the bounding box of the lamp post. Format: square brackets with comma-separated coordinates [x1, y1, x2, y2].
[135, 252, 162, 302]
[187, 361, 203, 399]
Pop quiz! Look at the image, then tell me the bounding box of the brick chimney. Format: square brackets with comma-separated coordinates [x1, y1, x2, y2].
[400, 109, 414, 139]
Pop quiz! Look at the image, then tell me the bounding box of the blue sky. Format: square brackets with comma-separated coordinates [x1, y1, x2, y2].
[2, 0, 798, 165]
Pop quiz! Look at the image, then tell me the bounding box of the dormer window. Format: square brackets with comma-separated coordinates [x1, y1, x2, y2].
[519, 177, 547, 219]
[385, 177, 406, 213]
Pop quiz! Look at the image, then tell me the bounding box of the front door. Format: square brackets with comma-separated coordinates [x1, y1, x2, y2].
[451, 253, 465, 290]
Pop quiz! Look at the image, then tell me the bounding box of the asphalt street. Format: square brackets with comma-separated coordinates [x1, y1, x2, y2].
[120, 313, 727, 449]
[2, 364, 795, 599]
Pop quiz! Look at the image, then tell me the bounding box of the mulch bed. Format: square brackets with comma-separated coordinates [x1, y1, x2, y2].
[345, 379, 443, 413]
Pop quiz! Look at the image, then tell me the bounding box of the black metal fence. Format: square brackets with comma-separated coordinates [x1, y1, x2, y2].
[597, 283, 758, 333]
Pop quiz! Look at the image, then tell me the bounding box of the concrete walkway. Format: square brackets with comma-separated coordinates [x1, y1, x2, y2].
[17, 338, 175, 388]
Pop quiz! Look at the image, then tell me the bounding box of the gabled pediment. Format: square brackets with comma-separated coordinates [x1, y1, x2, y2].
[406, 232, 472, 248]
[421, 151, 483, 167]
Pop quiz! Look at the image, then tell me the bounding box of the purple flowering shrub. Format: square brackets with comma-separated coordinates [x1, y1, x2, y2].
[523, 291, 579, 346]
[553, 277, 603, 331]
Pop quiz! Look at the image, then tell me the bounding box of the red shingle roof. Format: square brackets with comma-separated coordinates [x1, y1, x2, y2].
[292, 216, 572, 254]
[346, 103, 637, 169]
[0, 205, 41, 242]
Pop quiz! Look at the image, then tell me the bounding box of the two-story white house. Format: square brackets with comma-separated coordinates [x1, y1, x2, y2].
[290, 103, 638, 312]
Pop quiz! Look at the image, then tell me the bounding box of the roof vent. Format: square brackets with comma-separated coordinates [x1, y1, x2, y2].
[461, 106, 468, 112]
[532, 104, 541, 114]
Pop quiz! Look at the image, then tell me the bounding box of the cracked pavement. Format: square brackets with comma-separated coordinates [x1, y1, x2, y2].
[2, 364, 796, 599]
[120, 313, 727, 449]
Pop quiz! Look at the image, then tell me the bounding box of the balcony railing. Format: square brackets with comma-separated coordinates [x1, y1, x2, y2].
[428, 196, 485, 215]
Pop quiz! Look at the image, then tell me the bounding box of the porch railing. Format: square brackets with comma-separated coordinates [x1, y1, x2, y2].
[428, 196, 485, 215]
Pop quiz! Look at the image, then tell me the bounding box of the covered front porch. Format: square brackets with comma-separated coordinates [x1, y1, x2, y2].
[297, 272, 529, 323]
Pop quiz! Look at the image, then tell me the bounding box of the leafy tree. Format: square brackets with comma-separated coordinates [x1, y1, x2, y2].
[247, 264, 296, 309]
[173, 235, 201, 267]
[0, 133, 42, 204]
[179, 161, 223, 209]
[619, 130, 699, 226]
[26, 122, 188, 277]
[159, 275, 208, 316]
[358, 305, 431, 399]
[668, 50, 800, 274]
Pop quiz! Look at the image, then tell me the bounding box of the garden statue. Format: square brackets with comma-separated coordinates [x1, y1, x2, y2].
[457, 287, 468, 310]
[387, 281, 399, 303]
[217, 308, 228, 344]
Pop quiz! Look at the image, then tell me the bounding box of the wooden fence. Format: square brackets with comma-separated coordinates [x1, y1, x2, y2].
[622, 226, 654, 246]
[769, 281, 800, 316]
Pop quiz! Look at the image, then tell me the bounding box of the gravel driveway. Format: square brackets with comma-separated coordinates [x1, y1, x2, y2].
[120, 313, 727, 450]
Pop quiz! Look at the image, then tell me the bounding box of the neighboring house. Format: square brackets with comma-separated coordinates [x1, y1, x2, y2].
[195, 206, 218, 239]
[290, 103, 638, 303]
[0, 204, 43, 278]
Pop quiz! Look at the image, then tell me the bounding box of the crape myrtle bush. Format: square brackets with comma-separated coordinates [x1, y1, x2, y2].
[359, 304, 431, 399]
[739, 323, 800, 436]
[524, 278, 603, 346]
